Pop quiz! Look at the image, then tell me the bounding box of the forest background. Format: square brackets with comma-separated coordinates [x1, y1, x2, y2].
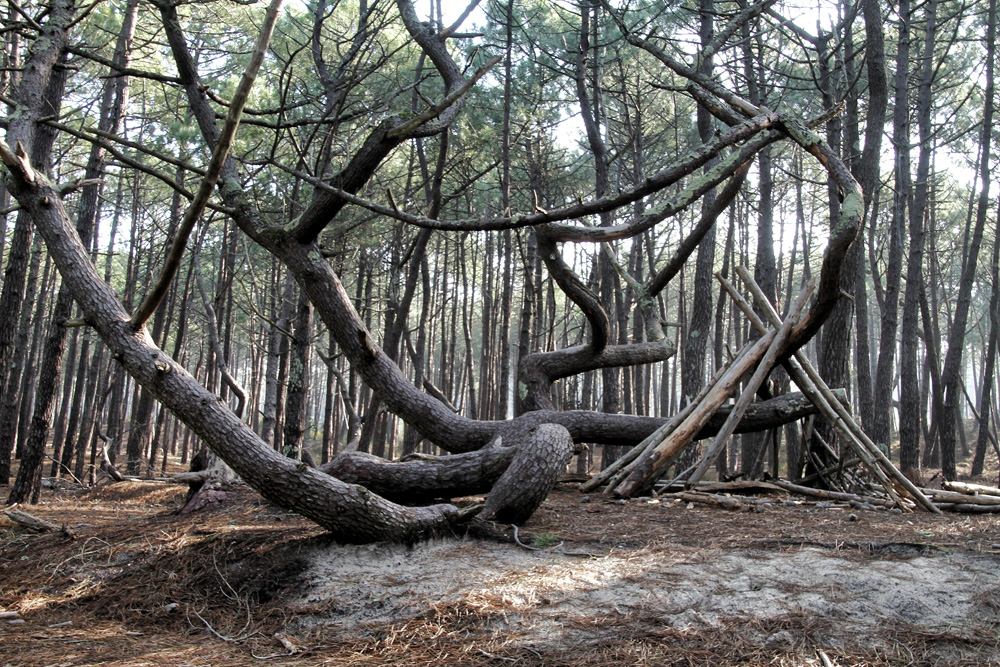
[0, 0, 997, 520]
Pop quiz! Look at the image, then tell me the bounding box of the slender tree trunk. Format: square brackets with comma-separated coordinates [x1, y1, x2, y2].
[972, 205, 1000, 476]
[15, 251, 53, 463]
[282, 290, 313, 459]
[871, 0, 911, 453]
[938, 0, 996, 480]
[0, 236, 43, 483]
[841, 6, 874, 436]
[808, 0, 887, 483]
[261, 269, 293, 447]
[899, 0, 937, 476]
[678, 0, 718, 475]
[6, 20, 74, 500]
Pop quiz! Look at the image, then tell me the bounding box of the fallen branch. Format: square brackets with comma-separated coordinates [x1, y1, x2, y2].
[658, 491, 746, 510]
[923, 489, 1000, 506]
[511, 524, 563, 552]
[768, 480, 896, 508]
[100, 443, 124, 482]
[3, 507, 59, 532]
[936, 503, 1000, 513]
[171, 470, 212, 484]
[943, 481, 1000, 498]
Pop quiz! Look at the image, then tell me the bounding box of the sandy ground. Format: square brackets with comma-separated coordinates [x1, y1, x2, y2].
[290, 507, 1000, 664]
[2, 482, 1000, 665]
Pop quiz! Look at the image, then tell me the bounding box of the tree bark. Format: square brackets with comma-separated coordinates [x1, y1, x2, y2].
[1, 0, 866, 539]
[481, 423, 573, 525]
[0, 235, 43, 483]
[871, 0, 910, 454]
[972, 203, 1000, 476]
[5, 3, 75, 501]
[899, 0, 937, 475]
[282, 289, 313, 458]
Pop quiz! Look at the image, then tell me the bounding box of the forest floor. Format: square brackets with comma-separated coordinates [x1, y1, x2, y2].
[2, 470, 1000, 666]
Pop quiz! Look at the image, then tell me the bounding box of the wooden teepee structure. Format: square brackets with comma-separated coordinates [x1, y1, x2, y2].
[582, 267, 939, 514]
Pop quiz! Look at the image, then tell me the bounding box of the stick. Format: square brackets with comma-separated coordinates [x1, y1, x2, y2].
[720, 275, 896, 502]
[580, 340, 758, 493]
[943, 480, 1000, 497]
[3, 507, 58, 532]
[658, 491, 745, 510]
[768, 480, 896, 508]
[613, 329, 778, 497]
[686, 280, 815, 486]
[729, 267, 939, 513]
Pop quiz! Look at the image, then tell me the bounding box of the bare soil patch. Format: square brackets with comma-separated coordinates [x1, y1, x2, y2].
[2, 480, 1000, 666]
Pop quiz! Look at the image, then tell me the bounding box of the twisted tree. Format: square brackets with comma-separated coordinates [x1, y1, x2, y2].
[1, 0, 861, 542]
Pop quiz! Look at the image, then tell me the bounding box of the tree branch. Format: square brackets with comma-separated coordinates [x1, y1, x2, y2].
[131, 0, 283, 331]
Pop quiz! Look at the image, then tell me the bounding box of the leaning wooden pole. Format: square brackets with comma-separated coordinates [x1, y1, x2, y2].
[686, 280, 815, 487]
[730, 267, 939, 513]
[613, 329, 778, 498]
[580, 337, 758, 493]
[718, 274, 903, 507]
[721, 273, 910, 508]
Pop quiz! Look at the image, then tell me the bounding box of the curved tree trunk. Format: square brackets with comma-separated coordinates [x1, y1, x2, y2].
[481, 423, 573, 525]
[3, 0, 865, 542]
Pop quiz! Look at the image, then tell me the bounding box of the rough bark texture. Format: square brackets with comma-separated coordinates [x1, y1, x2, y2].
[481, 423, 573, 525]
[320, 447, 516, 504]
[0, 0, 78, 486]
[871, 0, 910, 453]
[972, 216, 1000, 476]
[319, 390, 830, 503]
[1, 0, 864, 540]
[1, 150, 460, 542]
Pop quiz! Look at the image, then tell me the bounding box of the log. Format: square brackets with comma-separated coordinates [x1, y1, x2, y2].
[3, 507, 58, 532]
[943, 481, 1000, 497]
[768, 480, 896, 508]
[659, 491, 745, 510]
[686, 280, 815, 486]
[171, 471, 212, 483]
[937, 503, 1000, 514]
[924, 489, 1000, 506]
